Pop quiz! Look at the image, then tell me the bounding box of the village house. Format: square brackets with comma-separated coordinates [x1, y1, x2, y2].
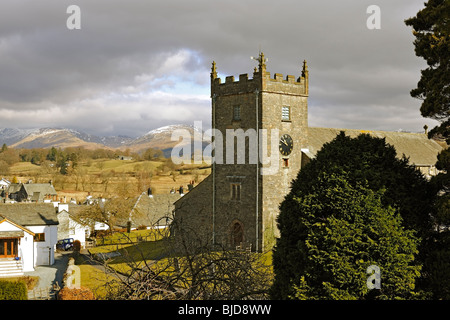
[55, 203, 90, 248]
[117, 155, 133, 161]
[2, 181, 57, 203]
[0, 178, 10, 191]
[0, 203, 59, 277]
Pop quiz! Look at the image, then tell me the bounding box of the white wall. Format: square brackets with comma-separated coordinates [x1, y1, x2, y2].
[20, 232, 35, 272]
[0, 220, 35, 272]
[69, 218, 87, 245]
[28, 225, 58, 266]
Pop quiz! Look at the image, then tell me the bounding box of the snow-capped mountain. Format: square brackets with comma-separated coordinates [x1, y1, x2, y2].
[7, 128, 112, 150]
[0, 124, 209, 156]
[126, 124, 210, 156]
[0, 128, 35, 146]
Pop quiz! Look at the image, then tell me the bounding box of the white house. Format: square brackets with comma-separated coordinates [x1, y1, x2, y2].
[56, 203, 90, 247]
[0, 203, 59, 277]
[0, 178, 10, 190]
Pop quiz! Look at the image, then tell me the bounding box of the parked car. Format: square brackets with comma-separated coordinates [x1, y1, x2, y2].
[56, 238, 74, 251]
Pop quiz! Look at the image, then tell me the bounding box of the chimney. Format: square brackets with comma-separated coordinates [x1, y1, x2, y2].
[424, 125, 428, 135]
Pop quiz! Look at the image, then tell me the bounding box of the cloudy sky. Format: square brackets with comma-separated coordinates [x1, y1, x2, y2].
[0, 0, 439, 137]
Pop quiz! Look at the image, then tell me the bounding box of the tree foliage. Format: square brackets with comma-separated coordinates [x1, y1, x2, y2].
[405, 1, 450, 299]
[405, 0, 449, 141]
[271, 133, 432, 300]
[292, 132, 434, 238]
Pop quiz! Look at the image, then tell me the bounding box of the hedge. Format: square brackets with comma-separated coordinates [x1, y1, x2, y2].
[58, 286, 95, 300]
[0, 280, 28, 300]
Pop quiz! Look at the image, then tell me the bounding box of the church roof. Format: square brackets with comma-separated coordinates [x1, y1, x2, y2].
[123, 193, 182, 228]
[307, 127, 446, 166]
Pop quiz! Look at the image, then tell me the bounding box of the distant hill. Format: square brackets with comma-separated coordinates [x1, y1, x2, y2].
[9, 128, 113, 150]
[0, 128, 35, 146]
[122, 124, 210, 157]
[0, 125, 210, 157]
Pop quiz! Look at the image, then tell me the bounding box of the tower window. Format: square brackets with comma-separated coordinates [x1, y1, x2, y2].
[230, 183, 241, 201]
[282, 106, 291, 121]
[233, 105, 241, 121]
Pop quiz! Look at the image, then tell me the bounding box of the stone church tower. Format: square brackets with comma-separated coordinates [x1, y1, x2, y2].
[174, 53, 309, 252]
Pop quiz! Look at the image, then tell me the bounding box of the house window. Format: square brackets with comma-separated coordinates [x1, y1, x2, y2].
[34, 233, 45, 242]
[233, 105, 241, 121]
[282, 106, 290, 121]
[231, 183, 241, 201]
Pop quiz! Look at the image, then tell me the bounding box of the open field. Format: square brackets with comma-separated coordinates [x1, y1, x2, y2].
[6, 158, 211, 203]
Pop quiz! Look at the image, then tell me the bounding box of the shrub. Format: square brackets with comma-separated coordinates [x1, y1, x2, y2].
[58, 286, 95, 300]
[0, 280, 28, 300]
[73, 240, 81, 252]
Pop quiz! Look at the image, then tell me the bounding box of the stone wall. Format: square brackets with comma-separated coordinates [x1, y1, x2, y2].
[174, 54, 309, 252]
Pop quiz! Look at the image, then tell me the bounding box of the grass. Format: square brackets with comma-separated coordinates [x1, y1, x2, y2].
[75, 229, 171, 297]
[7, 158, 211, 202]
[88, 229, 273, 277]
[89, 239, 169, 274]
[93, 229, 167, 246]
[9, 162, 41, 176]
[73, 254, 118, 299]
[75, 228, 274, 299]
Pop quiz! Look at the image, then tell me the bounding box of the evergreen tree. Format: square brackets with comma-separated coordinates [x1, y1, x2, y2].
[271, 133, 433, 299]
[405, 0, 450, 299]
[405, 0, 449, 141]
[272, 172, 421, 300]
[46, 147, 58, 162]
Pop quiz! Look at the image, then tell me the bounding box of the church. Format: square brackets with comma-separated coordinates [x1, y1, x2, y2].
[172, 53, 445, 252]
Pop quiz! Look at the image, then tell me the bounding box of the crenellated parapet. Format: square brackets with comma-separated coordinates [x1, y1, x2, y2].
[211, 52, 309, 97]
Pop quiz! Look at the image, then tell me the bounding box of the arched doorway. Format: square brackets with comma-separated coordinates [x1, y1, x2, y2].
[230, 221, 244, 248]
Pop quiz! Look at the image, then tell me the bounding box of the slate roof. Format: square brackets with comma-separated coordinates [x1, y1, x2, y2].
[125, 193, 181, 228]
[0, 203, 59, 226]
[306, 127, 446, 166]
[6, 183, 22, 194]
[5, 183, 57, 202]
[22, 183, 57, 198]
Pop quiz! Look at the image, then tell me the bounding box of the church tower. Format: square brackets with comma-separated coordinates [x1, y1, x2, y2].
[174, 53, 309, 252]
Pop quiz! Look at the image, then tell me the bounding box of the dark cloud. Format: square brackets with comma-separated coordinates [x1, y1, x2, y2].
[0, 0, 438, 137]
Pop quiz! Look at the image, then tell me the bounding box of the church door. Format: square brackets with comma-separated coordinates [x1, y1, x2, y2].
[231, 222, 244, 248]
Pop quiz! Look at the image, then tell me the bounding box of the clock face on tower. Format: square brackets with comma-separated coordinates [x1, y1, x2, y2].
[279, 134, 293, 156]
